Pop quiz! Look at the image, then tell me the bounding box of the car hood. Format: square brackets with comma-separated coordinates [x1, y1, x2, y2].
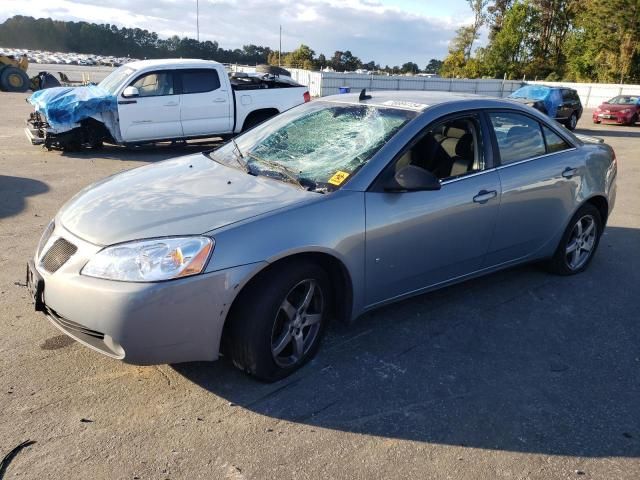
[58, 154, 314, 245]
[598, 104, 638, 112]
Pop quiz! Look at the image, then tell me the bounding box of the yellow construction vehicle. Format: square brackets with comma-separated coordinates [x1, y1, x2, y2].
[0, 54, 30, 92]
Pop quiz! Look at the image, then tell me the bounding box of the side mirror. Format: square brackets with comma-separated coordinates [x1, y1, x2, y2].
[384, 165, 441, 192]
[122, 86, 139, 98]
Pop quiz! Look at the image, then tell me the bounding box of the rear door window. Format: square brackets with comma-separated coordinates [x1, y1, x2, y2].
[489, 112, 546, 164]
[180, 69, 221, 94]
[542, 125, 571, 153]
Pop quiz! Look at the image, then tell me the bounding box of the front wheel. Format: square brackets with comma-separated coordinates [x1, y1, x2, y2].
[546, 204, 602, 275]
[225, 261, 332, 381]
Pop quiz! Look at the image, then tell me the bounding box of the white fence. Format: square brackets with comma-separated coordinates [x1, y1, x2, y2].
[287, 69, 523, 98]
[230, 65, 640, 107]
[528, 81, 640, 108]
[230, 65, 523, 98]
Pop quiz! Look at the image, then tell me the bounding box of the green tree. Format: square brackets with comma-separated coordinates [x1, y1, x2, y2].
[483, 0, 533, 78]
[282, 44, 315, 69]
[425, 58, 443, 74]
[401, 62, 420, 74]
[567, 0, 640, 83]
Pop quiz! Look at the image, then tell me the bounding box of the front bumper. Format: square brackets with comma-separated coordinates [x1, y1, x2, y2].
[593, 112, 634, 124]
[31, 223, 266, 365]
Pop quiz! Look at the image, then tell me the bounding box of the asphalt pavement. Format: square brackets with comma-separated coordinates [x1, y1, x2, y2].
[0, 92, 639, 479]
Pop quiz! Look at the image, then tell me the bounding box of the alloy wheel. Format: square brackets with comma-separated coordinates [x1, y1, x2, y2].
[565, 214, 597, 271]
[270, 279, 324, 368]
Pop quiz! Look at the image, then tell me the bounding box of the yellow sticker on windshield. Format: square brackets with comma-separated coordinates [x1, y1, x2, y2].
[328, 171, 350, 186]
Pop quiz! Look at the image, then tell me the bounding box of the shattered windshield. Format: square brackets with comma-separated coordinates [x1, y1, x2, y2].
[509, 85, 551, 101]
[99, 66, 135, 95]
[210, 101, 416, 191]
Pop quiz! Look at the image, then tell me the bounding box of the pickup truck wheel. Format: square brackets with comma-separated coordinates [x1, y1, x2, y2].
[255, 64, 291, 77]
[242, 110, 277, 132]
[226, 261, 332, 382]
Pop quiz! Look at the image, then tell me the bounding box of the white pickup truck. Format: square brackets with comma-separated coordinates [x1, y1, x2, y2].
[25, 59, 310, 150]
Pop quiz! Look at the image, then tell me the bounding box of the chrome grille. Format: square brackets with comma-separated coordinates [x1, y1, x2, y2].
[41, 238, 77, 273]
[37, 221, 55, 258]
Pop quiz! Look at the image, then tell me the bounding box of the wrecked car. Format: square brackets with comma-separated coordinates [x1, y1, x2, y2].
[27, 91, 615, 381]
[25, 59, 310, 150]
[509, 85, 583, 130]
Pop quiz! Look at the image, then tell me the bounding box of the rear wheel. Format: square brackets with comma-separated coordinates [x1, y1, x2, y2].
[546, 204, 602, 275]
[226, 261, 331, 381]
[0, 66, 30, 92]
[565, 112, 578, 130]
[242, 110, 277, 132]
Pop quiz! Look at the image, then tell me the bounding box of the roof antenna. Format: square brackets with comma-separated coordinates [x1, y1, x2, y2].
[359, 88, 372, 101]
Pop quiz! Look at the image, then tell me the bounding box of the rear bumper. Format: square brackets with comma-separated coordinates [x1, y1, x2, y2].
[32, 224, 266, 365]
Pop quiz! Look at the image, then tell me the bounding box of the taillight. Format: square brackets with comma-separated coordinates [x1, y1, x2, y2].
[303, 91, 311, 103]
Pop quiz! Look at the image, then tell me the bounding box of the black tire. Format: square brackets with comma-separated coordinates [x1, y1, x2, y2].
[0, 66, 30, 92]
[546, 203, 603, 275]
[565, 112, 578, 130]
[226, 261, 332, 381]
[242, 110, 276, 132]
[255, 64, 291, 77]
[628, 114, 638, 126]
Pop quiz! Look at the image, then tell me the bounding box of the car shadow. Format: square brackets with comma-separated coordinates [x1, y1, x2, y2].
[173, 225, 640, 458]
[59, 138, 226, 162]
[0, 175, 49, 218]
[576, 126, 640, 139]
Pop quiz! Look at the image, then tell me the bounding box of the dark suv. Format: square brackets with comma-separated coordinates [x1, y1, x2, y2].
[509, 85, 583, 130]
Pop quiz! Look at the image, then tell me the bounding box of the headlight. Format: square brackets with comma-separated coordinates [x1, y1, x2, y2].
[621, 108, 631, 114]
[82, 236, 213, 282]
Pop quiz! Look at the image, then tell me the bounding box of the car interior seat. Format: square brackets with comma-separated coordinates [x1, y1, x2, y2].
[449, 133, 475, 177]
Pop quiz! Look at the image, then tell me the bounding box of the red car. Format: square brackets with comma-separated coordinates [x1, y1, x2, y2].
[593, 95, 640, 125]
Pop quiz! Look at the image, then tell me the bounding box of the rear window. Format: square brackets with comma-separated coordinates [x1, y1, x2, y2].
[181, 69, 220, 94]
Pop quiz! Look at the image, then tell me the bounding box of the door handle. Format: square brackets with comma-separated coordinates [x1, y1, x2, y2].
[473, 190, 497, 204]
[213, 98, 226, 103]
[562, 167, 577, 179]
[164, 101, 178, 106]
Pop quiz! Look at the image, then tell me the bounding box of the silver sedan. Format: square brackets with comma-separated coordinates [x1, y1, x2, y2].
[27, 91, 617, 381]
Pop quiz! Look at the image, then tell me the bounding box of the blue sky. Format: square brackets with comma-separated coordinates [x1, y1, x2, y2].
[1, 0, 476, 67]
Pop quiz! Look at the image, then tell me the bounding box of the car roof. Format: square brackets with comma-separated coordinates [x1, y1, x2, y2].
[125, 58, 221, 70]
[321, 90, 527, 112]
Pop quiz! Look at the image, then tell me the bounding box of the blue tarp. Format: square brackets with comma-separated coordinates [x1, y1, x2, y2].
[509, 85, 563, 118]
[28, 85, 117, 128]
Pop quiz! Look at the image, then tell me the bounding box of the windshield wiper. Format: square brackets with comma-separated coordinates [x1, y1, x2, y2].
[245, 152, 305, 190]
[231, 138, 250, 172]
